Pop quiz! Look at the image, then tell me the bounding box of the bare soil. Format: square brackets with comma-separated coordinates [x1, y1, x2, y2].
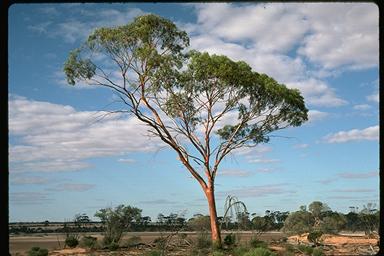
[10, 231, 380, 256]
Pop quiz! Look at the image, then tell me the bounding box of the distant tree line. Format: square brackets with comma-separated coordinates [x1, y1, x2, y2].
[9, 201, 379, 236]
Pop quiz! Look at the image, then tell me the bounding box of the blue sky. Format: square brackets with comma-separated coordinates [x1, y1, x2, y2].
[8, 3, 379, 222]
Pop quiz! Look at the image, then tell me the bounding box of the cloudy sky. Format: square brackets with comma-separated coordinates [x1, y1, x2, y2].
[9, 3, 379, 222]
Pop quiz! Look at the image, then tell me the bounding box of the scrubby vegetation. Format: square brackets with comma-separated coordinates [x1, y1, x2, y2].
[27, 247, 48, 256]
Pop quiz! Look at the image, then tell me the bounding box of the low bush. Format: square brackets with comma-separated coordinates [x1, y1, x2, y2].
[144, 250, 162, 256]
[243, 247, 277, 256]
[223, 233, 237, 247]
[297, 244, 313, 255]
[249, 237, 267, 248]
[27, 247, 48, 256]
[232, 245, 249, 256]
[307, 230, 323, 246]
[65, 235, 79, 248]
[195, 231, 212, 249]
[312, 248, 325, 256]
[80, 235, 97, 249]
[212, 250, 225, 256]
[106, 241, 119, 251]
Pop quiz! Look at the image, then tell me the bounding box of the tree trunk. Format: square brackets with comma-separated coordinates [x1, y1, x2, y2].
[205, 184, 222, 248]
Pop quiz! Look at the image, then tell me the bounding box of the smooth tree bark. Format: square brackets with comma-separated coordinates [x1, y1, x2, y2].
[64, 14, 308, 247]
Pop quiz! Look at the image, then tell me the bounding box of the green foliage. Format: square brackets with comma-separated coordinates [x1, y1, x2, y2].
[95, 204, 142, 246]
[212, 250, 226, 256]
[232, 245, 249, 256]
[223, 233, 237, 247]
[249, 237, 268, 248]
[297, 244, 314, 255]
[105, 241, 119, 251]
[308, 201, 330, 218]
[320, 213, 346, 234]
[195, 231, 212, 249]
[80, 235, 97, 249]
[312, 248, 325, 256]
[243, 247, 277, 256]
[282, 210, 314, 234]
[65, 235, 79, 248]
[144, 250, 162, 256]
[188, 215, 211, 231]
[307, 230, 323, 245]
[27, 247, 48, 256]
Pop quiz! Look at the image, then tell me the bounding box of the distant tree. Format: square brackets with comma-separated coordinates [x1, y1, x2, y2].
[43, 220, 49, 227]
[188, 215, 211, 231]
[157, 213, 165, 224]
[74, 213, 90, 230]
[64, 14, 308, 246]
[252, 215, 271, 235]
[320, 212, 346, 234]
[359, 203, 379, 236]
[94, 204, 142, 246]
[308, 201, 330, 227]
[344, 211, 361, 232]
[282, 210, 315, 235]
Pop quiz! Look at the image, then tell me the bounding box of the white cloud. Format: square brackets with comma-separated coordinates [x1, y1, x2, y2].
[297, 3, 379, 70]
[118, 158, 136, 164]
[323, 125, 379, 143]
[30, 7, 145, 43]
[353, 104, 372, 111]
[248, 158, 280, 164]
[286, 79, 347, 107]
[217, 183, 294, 198]
[10, 192, 53, 205]
[338, 171, 378, 179]
[307, 110, 328, 122]
[219, 169, 252, 177]
[367, 92, 379, 104]
[293, 143, 309, 149]
[9, 96, 161, 173]
[46, 183, 95, 192]
[10, 176, 51, 185]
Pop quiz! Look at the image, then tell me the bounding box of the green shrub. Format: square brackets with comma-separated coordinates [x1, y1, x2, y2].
[297, 244, 313, 255]
[195, 231, 212, 249]
[212, 250, 225, 256]
[243, 247, 277, 256]
[249, 237, 267, 248]
[80, 235, 97, 249]
[27, 247, 48, 256]
[106, 241, 119, 251]
[65, 235, 79, 248]
[232, 245, 249, 256]
[224, 233, 237, 247]
[144, 250, 162, 256]
[312, 248, 325, 256]
[307, 230, 323, 245]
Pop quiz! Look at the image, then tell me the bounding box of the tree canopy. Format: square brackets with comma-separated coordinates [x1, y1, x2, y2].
[64, 14, 308, 246]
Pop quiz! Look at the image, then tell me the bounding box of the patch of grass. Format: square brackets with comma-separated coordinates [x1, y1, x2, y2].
[232, 245, 249, 256]
[195, 231, 212, 249]
[297, 244, 314, 255]
[27, 247, 48, 256]
[243, 247, 277, 256]
[249, 237, 268, 248]
[223, 233, 237, 248]
[143, 250, 162, 256]
[65, 235, 79, 248]
[80, 235, 97, 249]
[312, 248, 325, 256]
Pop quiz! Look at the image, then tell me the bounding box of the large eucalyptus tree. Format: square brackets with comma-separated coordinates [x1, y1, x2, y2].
[64, 14, 308, 246]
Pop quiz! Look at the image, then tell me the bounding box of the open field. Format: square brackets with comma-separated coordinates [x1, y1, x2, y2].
[9, 231, 379, 256]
